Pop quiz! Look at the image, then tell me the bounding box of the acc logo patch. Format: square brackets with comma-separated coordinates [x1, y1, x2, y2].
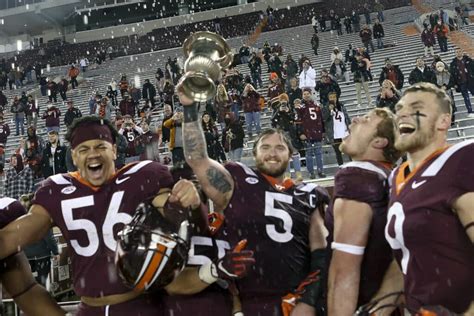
[61, 186, 77, 195]
[245, 177, 259, 184]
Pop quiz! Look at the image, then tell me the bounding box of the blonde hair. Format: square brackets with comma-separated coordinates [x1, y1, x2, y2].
[216, 83, 228, 102]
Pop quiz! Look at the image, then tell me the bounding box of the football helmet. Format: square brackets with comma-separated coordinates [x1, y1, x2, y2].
[115, 201, 190, 292]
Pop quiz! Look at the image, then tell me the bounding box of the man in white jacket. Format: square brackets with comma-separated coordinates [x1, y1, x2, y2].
[299, 60, 316, 95]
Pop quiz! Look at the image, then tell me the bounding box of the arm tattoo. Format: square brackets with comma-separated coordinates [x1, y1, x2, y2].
[183, 121, 208, 160]
[206, 167, 232, 194]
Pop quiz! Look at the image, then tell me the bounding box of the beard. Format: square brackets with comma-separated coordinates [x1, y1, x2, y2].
[395, 121, 436, 153]
[255, 157, 289, 178]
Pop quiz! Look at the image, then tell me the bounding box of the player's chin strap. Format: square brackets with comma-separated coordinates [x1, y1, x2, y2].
[353, 291, 404, 316]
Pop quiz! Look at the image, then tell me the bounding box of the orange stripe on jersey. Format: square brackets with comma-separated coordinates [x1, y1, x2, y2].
[262, 174, 294, 191]
[134, 244, 167, 291]
[394, 146, 450, 195]
[69, 171, 101, 191]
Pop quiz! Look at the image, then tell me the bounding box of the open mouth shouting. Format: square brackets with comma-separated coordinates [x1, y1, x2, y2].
[399, 123, 416, 136]
[86, 161, 105, 181]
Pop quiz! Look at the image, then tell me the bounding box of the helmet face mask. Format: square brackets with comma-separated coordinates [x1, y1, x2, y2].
[115, 202, 190, 292]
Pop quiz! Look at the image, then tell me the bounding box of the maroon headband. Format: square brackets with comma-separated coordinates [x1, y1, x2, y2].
[71, 122, 115, 149]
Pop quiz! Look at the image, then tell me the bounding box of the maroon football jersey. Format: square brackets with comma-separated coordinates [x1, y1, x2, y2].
[122, 127, 142, 157]
[296, 100, 324, 141]
[32, 160, 174, 297]
[325, 161, 393, 306]
[386, 141, 474, 314]
[0, 198, 26, 229]
[223, 162, 329, 310]
[161, 225, 233, 316]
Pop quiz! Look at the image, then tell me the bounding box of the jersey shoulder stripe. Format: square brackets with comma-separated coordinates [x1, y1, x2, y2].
[0, 197, 17, 209]
[340, 161, 388, 179]
[124, 160, 153, 175]
[421, 140, 474, 177]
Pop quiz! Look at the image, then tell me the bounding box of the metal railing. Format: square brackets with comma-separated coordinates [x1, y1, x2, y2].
[0, 0, 45, 10]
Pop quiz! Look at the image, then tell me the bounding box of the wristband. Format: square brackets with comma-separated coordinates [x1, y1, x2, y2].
[233, 312, 244, 316]
[183, 105, 198, 122]
[198, 262, 218, 284]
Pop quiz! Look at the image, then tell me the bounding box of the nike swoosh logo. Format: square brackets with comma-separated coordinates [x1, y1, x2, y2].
[294, 191, 306, 196]
[411, 180, 427, 189]
[115, 177, 130, 185]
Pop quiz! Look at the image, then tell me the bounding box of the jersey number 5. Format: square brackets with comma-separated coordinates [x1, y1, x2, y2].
[265, 192, 294, 243]
[385, 202, 410, 274]
[61, 192, 133, 257]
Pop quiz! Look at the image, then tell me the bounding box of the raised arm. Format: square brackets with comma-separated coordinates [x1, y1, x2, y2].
[178, 93, 234, 212]
[1, 251, 65, 315]
[0, 204, 53, 259]
[328, 198, 372, 316]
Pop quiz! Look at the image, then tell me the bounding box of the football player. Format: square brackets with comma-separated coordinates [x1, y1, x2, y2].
[178, 91, 330, 316]
[379, 83, 474, 314]
[0, 197, 65, 315]
[0, 116, 202, 316]
[325, 108, 401, 316]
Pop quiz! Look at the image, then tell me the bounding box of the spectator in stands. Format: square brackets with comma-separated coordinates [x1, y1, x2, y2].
[329, 9, 336, 30]
[322, 91, 351, 166]
[363, 3, 372, 25]
[345, 44, 358, 64]
[284, 54, 299, 89]
[334, 14, 343, 35]
[351, 53, 373, 107]
[14, 69, 22, 88]
[0, 72, 6, 90]
[266, 5, 275, 26]
[40, 130, 67, 178]
[267, 72, 285, 103]
[119, 74, 129, 98]
[106, 85, 118, 109]
[434, 61, 456, 124]
[202, 112, 226, 163]
[25, 95, 38, 129]
[129, 81, 141, 106]
[315, 69, 341, 106]
[299, 60, 316, 95]
[433, 19, 448, 52]
[239, 43, 251, 64]
[373, 19, 385, 49]
[248, 53, 263, 89]
[272, 43, 283, 56]
[155, 68, 164, 94]
[378, 58, 404, 90]
[241, 83, 261, 139]
[330, 47, 343, 64]
[142, 79, 156, 108]
[39, 76, 47, 96]
[213, 16, 222, 34]
[34, 63, 42, 81]
[68, 64, 80, 89]
[359, 25, 375, 53]
[58, 77, 68, 101]
[79, 57, 88, 72]
[374, 0, 385, 22]
[287, 78, 302, 109]
[161, 104, 173, 144]
[163, 108, 185, 166]
[42, 102, 61, 133]
[408, 57, 437, 85]
[450, 49, 474, 117]
[0, 90, 7, 112]
[119, 92, 136, 118]
[222, 112, 244, 162]
[228, 87, 241, 120]
[318, 13, 327, 32]
[351, 10, 361, 32]
[21, 193, 59, 288]
[23, 126, 44, 177]
[46, 78, 58, 103]
[330, 58, 351, 84]
[311, 33, 320, 55]
[95, 97, 113, 120]
[5, 154, 34, 200]
[297, 88, 325, 179]
[376, 79, 400, 113]
[119, 114, 144, 163]
[0, 115, 10, 146]
[10, 96, 26, 136]
[312, 14, 318, 33]
[7, 71, 14, 90]
[64, 100, 82, 127]
[162, 79, 175, 106]
[421, 24, 436, 57]
[268, 53, 283, 79]
[215, 83, 232, 130]
[298, 54, 310, 72]
[344, 16, 353, 33]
